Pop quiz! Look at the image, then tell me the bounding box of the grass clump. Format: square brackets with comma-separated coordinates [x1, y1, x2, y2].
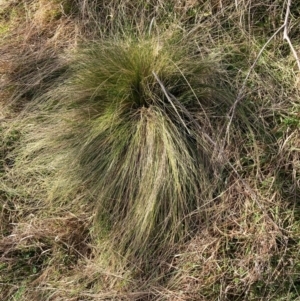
[25, 34, 235, 263]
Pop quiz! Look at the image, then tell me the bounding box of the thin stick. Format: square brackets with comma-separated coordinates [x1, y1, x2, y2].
[225, 0, 299, 142]
[152, 71, 191, 135]
[224, 23, 285, 142]
[283, 0, 300, 71]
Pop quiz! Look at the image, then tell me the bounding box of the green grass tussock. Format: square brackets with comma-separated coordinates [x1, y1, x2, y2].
[23, 35, 235, 262]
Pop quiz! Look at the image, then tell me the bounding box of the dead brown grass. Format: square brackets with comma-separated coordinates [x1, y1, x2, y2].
[1, 1, 300, 301]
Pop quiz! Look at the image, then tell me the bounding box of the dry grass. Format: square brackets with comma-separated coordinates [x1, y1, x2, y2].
[1, 0, 300, 300]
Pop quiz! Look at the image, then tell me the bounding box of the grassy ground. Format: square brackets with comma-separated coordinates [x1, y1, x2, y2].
[1, 1, 300, 300]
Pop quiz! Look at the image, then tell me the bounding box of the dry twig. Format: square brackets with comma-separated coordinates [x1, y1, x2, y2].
[225, 0, 299, 143]
[283, 0, 300, 71]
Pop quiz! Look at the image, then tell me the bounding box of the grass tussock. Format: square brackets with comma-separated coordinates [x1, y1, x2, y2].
[1, 0, 300, 300]
[18, 34, 235, 262]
